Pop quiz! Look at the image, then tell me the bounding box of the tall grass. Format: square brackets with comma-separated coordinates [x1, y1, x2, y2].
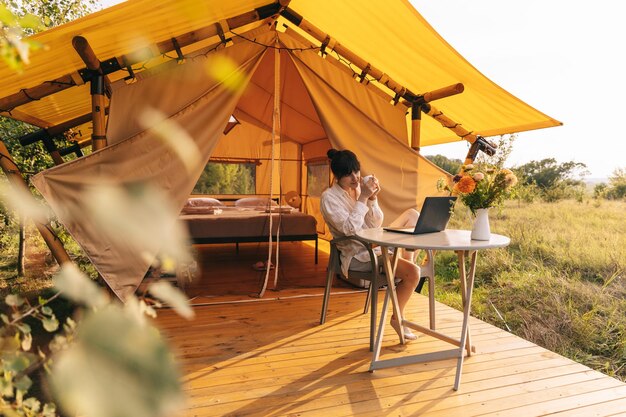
[435, 199, 626, 380]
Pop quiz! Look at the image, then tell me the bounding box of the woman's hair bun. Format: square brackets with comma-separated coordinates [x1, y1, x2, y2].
[327, 148, 338, 159]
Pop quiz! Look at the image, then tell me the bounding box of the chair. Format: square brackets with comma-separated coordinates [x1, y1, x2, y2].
[320, 235, 383, 351]
[320, 237, 438, 350]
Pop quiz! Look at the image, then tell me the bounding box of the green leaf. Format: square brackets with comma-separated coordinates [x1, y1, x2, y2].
[0, 377, 13, 397]
[148, 281, 194, 320]
[14, 375, 32, 393]
[42, 316, 59, 332]
[5, 354, 30, 373]
[1, 313, 9, 324]
[17, 14, 43, 30]
[41, 306, 53, 316]
[50, 305, 185, 417]
[5, 294, 24, 307]
[0, 5, 17, 26]
[42, 403, 57, 417]
[21, 333, 32, 351]
[16, 322, 31, 334]
[54, 264, 109, 308]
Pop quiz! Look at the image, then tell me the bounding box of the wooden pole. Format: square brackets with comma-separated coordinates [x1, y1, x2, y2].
[0, 139, 72, 266]
[0, 2, 282, 115]
[411, 102, 422, 151]
[410, 83, 464, 151]
[90, 74, 107, 151]
[72, 36, 108, 151]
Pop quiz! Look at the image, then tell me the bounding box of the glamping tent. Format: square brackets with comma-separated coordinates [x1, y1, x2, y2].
[0, 0, 561, 300]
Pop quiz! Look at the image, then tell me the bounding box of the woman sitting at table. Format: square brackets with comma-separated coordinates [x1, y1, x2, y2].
[320, 148, 421, 340]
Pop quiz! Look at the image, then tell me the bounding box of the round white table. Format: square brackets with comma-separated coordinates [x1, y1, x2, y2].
[356, 228, 510, 391]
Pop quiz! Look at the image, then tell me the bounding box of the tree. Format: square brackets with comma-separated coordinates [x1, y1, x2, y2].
[605, 167, 626, 199]
[515, 158, 588, 189]
[193, 162, 255, 195]
[425, 154, 463, 175]
[1, 0, 100, 277]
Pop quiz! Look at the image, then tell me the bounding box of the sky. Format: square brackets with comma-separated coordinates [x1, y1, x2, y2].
[410, 0, 626, 179]
[97, 0, 625, 179]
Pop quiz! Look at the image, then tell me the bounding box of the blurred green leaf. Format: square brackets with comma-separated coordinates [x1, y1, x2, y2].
[54, 264, 109, 309]
[41, 306, 53, 316]
[42, 316, 59, 332]
[14, 375, 32, 393]
[51, 305, 185, 417]
[42, 403, 56, 417]
[1, 314, 9, 324]
[5, 353, 31, 373]
[0, 377, 13, 397]
[148, 281, 194, 320]
[16, 323, 31, 334]
[0, 4, 17, 25]
[0, 335, 21, 352]
[5, 294, 24, 307]
[21, 333, 32, 351]
[17, 14, 43, 30]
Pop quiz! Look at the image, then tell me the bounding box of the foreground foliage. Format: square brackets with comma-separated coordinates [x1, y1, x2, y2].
[436, 199, 626, 381]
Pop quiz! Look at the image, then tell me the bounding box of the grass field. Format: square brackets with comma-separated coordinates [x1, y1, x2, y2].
[1, 198, 625, 381]
[436, 199, 626, 381]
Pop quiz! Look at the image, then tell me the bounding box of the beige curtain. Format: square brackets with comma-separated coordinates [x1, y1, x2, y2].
[282, 34, 423, 222]
[31, 38, 269, 300]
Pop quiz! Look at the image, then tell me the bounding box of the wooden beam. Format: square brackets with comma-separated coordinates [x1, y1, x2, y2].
[421, 103, 497, 163]
[410, 83, 464, 151]
[0, 73, 83, 114]
[0, 139, 72, 266]
[0, 1, 282, 113]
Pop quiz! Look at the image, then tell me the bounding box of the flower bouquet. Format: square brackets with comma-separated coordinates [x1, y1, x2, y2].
[438, 164, 518, 239]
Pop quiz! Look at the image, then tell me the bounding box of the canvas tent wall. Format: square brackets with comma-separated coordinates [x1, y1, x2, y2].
[30, 30, 447, 299]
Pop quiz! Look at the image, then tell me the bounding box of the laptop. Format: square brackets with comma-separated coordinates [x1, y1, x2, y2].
[383, 196, 457, 235]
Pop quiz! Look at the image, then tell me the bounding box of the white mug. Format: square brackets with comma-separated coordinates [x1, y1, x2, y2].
[362, 175, 374, 185]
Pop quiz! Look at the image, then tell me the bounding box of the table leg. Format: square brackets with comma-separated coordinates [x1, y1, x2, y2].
[370, 285, 391, 369]
[457, 251, 472, 357]
[454, 250, 478, 391]
[426, 249, 436, 330]
[381, 247, 405, 344]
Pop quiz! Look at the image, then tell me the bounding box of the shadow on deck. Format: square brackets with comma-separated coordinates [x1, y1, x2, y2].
[155, 241, 626, 416]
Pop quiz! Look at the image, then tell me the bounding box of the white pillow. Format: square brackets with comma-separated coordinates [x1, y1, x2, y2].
[235, 197, 278, 207]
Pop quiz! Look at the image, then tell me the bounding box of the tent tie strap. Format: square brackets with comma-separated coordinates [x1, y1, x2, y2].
[359, 64, 371, 83]
[91, 135, 107, 140]
[216, 20, 230, 45]
[320, 35, 337, 56]
[171, 37, 185, 62]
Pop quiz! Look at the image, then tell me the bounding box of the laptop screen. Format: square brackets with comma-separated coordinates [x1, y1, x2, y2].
[384, 196, 456, 235]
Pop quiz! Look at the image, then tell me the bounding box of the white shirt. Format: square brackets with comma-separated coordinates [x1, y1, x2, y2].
[320, 182, 383, 277]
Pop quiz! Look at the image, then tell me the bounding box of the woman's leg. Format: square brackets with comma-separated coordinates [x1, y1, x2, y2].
[393, 258, 420, 315]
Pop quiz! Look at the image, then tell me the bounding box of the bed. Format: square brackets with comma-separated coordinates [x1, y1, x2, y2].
[179, 204, 319, 263]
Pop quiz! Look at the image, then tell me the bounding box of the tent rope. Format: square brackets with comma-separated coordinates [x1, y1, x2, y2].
[229, 29, 319, 52]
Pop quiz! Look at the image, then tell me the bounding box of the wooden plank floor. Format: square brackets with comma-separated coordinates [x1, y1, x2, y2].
[155, 241, 626, 416]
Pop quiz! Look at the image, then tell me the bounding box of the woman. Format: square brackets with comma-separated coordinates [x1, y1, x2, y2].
[320, 148, 421, 340]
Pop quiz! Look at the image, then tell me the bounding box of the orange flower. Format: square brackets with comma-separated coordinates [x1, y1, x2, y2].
[454, 175, 476, 193]
[505, 173, 518, 187]
[500, 168, 513, 176]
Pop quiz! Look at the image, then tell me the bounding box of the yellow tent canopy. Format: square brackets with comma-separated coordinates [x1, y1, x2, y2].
[0, 0, 560, 146]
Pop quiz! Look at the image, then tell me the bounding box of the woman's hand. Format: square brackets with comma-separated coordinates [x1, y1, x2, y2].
[359, 175, 380, 202]
[368, 176, 381, 200]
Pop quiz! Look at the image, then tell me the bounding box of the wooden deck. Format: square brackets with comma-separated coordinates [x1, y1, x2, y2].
[155, 241, 626, 416]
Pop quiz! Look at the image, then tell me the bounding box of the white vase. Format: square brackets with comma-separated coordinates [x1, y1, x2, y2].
[471, 208, 491, 240]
